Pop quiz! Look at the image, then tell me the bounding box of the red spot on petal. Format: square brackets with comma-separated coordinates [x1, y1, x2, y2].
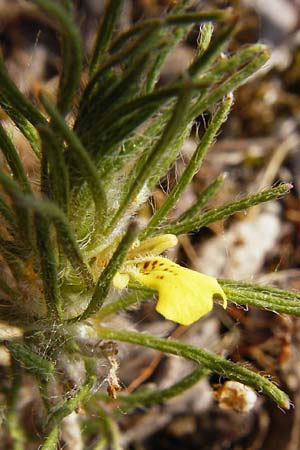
[143, 261, 150, 269]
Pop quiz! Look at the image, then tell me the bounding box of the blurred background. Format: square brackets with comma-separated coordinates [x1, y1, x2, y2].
[0, 1, 300, 449]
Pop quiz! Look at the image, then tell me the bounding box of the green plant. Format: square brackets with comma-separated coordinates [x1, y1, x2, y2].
[0, 1, 296, 448]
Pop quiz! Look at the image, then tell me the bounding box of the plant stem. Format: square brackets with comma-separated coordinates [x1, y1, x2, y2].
[46, 361, 97, 429]
[70, 222, 138, 322]
[6, 360, 25, 450]
[90, 0, 124, 76]
[96, 291, 152, 320]
[142, 94, 233, 238]
[106, 87, 194, 236]
[221, 280, 300, 314]
[41, 95, 107, 229]
[177, 173, 226, 223]
[114, 366, 208, 412]
[161, 183, 292, 235]
[40, 426, 59, 450]
[0, 123, 32, 193]
[32, 0, 82, 114]
[97, 327, 290, 409]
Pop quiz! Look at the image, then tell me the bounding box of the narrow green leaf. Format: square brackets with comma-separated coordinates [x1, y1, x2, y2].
[92, 435, 108, 450]
[0, 97, 41, 159]
[197, 44, 267, 85]
[0, 123, 32, 192]
[79, 54, 151, 153]
[46, 361, 97, 428]
[97, 52, 150, 111]
[0, 194, 17, 230]
[0, 171, 34, 249]
[35, 214, 62, 320]
[0, 57, 44, 126]
[90, 407, 121, 450]
[188, 16, 238, 76]
[22, 195, 93, 288]
[38, 125, 69, 215]
[83, 9, 227, 109]
[97, 327, 290, 409]
[142, 94, 233, 238]
[98, 99, 174, 181]
[41, 95, 107, 226]
[96, 291, 151, 320]
[0, 237, 23, 280]
[88, 102, 164, 160]
[177, 173, 227, 223]
[197, 22, 214, 57]
[222, 280, 300, 300]
[106, 87, 194, 235]
[145, 50, 170, 94]
[221, 280, 300, 315]
[109, 20, 159, 54]
[227, 291, 300, 315]
[6, 360, 25, 450]
[78, 81, 205, 163]
[6, 340, 55, 380]
[189, 46, 270, 121]
[110, 10, 229, 53]
[81, 26, 157, 108]
[61, 0, 72, 12]
[89, 0, 124, 76]
[0, 237, 27, 258]
[115, 366, 208, 412]
[0, 171, 91, 287]
[40, 426, 60, 450]
[71, 222, 138, 322]
[161, 183, 292, 235]
[92, 84, 180, 134]
[0, 273, 19, 301]
[135, 5, 192, 93]
[0, 275, 19, 304]
[99, 43, 264, 171]
[165, 11, 230, 26]
[32, 0, 82, 114]
[40, 151, 50, 198]
[75, 13, 225, 148]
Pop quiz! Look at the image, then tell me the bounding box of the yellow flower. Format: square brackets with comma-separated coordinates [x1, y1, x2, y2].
[113, 235, 227, 326]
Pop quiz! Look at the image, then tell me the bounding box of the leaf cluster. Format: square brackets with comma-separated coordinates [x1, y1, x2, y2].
[0, 1, 296, 448]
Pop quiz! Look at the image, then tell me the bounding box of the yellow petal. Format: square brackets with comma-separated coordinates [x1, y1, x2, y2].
[129, 257, 226, 326]
[127, 234, 178, 259]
